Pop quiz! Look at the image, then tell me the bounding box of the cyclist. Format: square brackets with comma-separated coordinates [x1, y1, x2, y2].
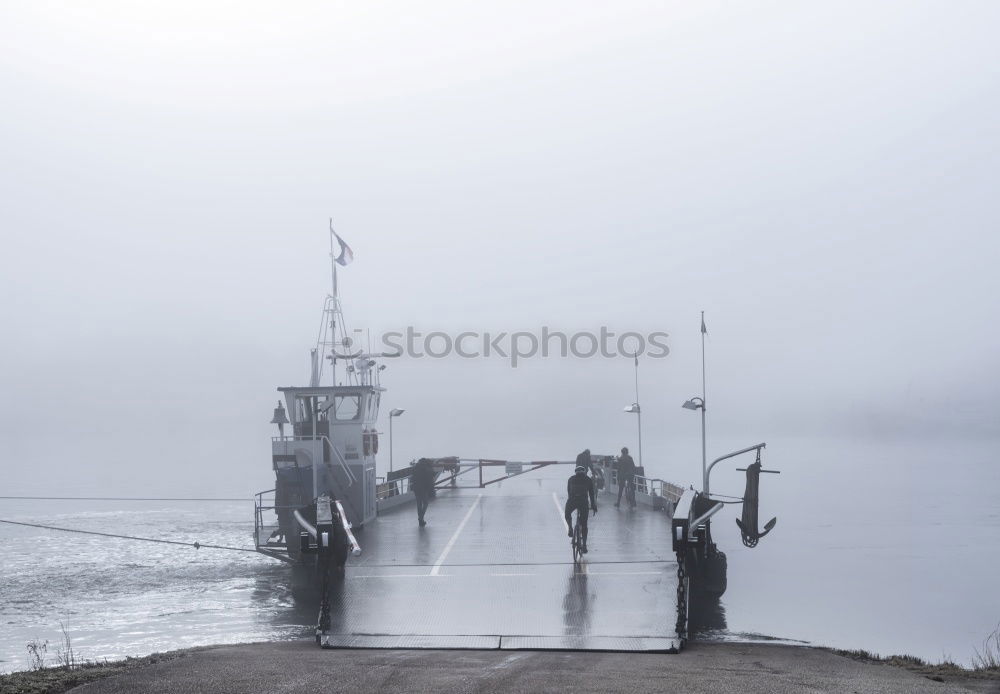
[565, 464, 598, 553]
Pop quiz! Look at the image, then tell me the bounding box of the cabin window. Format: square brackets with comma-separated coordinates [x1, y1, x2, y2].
[295, 397, 312, 423]
[294, 394, 361, 423]
[331, 394, 361, 421]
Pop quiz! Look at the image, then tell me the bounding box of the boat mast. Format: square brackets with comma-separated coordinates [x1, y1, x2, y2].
[329, 219, 338, 387]
[700, 311, 708, 492]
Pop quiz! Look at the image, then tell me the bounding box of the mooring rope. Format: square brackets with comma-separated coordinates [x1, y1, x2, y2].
[0, 519, 259, 553]
[0, 496, 247, 501]
[0, 519, 677, 567]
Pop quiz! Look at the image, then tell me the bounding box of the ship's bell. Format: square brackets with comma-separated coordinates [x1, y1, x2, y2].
[270, 401, 289, 437]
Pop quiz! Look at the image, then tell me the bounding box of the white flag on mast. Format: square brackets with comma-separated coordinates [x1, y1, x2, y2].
[332, 229, 354, 266]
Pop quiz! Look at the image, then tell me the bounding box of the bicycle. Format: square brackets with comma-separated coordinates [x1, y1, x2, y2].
[570, 504, 596, 565]
[571, 512, 585, 565]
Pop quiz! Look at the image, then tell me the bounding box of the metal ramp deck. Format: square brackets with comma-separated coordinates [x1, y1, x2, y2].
[321, 476, 681, 652]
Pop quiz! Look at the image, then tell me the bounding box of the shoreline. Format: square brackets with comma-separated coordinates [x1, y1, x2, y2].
[2, 641, 999, 694]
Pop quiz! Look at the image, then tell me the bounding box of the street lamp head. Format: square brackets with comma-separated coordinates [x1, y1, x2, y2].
[624, 403, 640, 413]
[682, 398, 704, 411]
[390, 408, 405, 417]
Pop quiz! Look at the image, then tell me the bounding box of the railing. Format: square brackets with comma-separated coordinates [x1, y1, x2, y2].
[376, 474, 411, 501]
[253, 489, 303, 550]
[376, 458, 469, 499]
[637, 474, 684, 506]
[271, 435, 357, 486]
[253, 489, 277, 549]
[604, 467, 685, 509]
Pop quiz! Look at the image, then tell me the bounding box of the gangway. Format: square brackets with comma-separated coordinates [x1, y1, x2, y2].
[257, 445, 775, 653]
[319, 474, 688, 651]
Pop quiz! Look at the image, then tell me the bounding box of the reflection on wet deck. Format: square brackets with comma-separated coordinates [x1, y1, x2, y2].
[321, 477, 681, 651]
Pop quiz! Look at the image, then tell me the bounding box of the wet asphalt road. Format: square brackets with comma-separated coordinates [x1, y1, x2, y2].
[69, 640, 989, 694]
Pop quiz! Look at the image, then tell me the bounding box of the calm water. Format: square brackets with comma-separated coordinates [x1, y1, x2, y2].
[0, 500, 311, 674]
[1, 436, 997, 672]
[701, 435, 1000, 665]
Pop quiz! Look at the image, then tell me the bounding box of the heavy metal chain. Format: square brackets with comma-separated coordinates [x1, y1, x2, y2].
[675, 550, 687, 645]
[316, 553, 332, 643]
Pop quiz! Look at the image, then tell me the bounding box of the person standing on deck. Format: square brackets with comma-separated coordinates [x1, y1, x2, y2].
[577, 448, 604, 490]
[411, 458, 435, 527]
[615, 447, 636, 509]
[565, 465, 598, 553]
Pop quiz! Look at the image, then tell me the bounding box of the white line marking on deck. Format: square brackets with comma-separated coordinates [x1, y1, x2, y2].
[351, 574, 450, 579]
[586, 571, 661, 576]
[430, 494, 482, 576]
[552, 492, 568, 533]
[491, 572, 535, 577]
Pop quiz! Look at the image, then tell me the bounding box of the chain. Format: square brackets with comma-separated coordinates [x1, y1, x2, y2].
[316, 552, 332, 644]
[675, 550, 687, 645]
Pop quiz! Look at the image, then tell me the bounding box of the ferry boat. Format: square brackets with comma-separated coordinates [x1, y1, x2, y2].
[250, 226, 778, 651]
[252, 226, 378, 567]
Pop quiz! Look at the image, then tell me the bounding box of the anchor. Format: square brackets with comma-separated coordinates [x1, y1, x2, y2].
[735, 449, 779, 548]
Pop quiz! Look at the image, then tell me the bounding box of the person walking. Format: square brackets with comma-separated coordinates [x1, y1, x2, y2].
[411, 458, 435, 526]
[577, 447, 604, 490]
[615, 447, 636, 509]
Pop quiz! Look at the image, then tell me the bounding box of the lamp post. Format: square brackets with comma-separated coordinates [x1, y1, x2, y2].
[682, 397, 706, 491]
[389, 408, 405, 473]
[624, 402, 642, 469]
[623, 350, 642, 468]
[684, 311, 710, 492]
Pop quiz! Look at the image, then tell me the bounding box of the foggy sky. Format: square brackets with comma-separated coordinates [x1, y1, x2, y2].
[1, 2, 998, 496]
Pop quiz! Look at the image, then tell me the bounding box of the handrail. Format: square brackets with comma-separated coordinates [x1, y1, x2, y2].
[293, 508, 317, 539]
[334, 499, 362, 556]
[690, 500, 725, 529]
[705, 442, 766, 496]
[323, 436, 357, 486]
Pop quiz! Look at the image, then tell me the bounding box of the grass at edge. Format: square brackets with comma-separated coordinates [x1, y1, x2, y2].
[833, 647, 1000, 683]
[0, 651, 187, 694]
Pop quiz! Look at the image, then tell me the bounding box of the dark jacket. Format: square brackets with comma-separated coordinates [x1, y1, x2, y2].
[617, 454, 636, 480]
[411, 460, 435, 496]
[575, 450, 594, 475]
[567, 473, 596, 507]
